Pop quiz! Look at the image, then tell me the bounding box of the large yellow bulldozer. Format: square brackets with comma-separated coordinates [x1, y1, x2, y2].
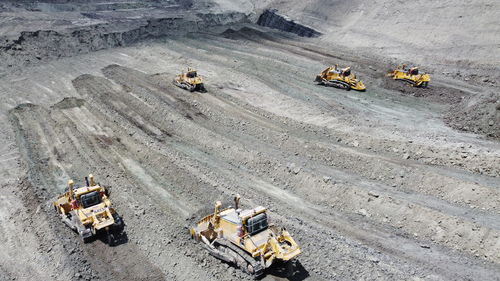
[173, 68, 207, 93]
[315, 65, 366, 91]
[53, 174, 123, 244]
[190, 195, 301, 278]
[388, 65, 430, 87]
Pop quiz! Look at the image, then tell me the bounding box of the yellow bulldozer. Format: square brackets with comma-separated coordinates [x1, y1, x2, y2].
[53, 174, 123, 244]
[315, 65, 366, 91]
[173, 68, 207, 93]
[190, 195, 301, 278]
[387, 65, 430, 87]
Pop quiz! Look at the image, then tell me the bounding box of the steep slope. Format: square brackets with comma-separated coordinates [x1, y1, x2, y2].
[215, 0, 500, 79]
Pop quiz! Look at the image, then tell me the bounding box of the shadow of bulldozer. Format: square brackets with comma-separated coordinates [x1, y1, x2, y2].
[267, 259, 310, 281]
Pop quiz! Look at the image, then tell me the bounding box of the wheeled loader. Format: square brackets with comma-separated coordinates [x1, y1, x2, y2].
[315, 65, 366, 91]
[190, 195, 301, 278]
[388, 64, 430, 87]
[53, 174, 123, 244]
[173, 68, 207, 92]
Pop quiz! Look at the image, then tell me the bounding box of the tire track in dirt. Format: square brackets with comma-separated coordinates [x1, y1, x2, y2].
[9, 105, 103, 281]
[73, 64, 500, 278]
[52, 99, 252, 280]
[166, 33, 500, 177]
[169, 136, 500, 280]
[66, 65, 368, 278]
[186, 90, 500, 232]
[102, 63, 500, 265]
[9, 101, 213, 280]
[6, 31, 500, 280]
[151, 35, 500, 252]
[62, 79, 276, 280]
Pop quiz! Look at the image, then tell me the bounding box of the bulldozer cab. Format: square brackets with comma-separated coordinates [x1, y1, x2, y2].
[186, 70, 198, 78]
[341, 67, 351, 76]
[246, 213, 268, 235]
[397, 64, 408, 71]
[80, 191, 101, 208]
[409, 67, 419, 75]
[326, 67, 339, 75]
[217, 205, 269, 238]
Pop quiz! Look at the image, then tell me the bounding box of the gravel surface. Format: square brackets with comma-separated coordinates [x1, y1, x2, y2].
[0, 1, 499, 281]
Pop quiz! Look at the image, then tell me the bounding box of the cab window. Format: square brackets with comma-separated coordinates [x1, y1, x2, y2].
[187, 71, 197, 78]
[80, 191, 101, 208]
[246, 213, 268, 235]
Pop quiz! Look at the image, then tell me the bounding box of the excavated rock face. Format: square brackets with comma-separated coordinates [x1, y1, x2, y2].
[0, 11, 248, 71]
[257, 9, 321, 38]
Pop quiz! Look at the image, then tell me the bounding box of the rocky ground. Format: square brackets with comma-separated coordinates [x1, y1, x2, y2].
[0, 1, 499, 281]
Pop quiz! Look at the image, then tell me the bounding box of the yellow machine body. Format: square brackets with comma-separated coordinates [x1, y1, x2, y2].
[315, 65, 366, 91]
[53, 174, 122, 243]
[190, 195, 301, 277]
[173, 68, 207, 92]
[388, 65, 430, 87]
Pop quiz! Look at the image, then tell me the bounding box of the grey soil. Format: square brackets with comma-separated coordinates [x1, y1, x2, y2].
[0, 1, 499, 281]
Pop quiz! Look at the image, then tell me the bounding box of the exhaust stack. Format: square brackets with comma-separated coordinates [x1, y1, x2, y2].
[234, 194, 241, 210]
[68, 180, 74, 199]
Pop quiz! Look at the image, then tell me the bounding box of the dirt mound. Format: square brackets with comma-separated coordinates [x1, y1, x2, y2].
[51, 97, 85, 109]
[445, 91, 500, 138]
[382, 77, 468, 104]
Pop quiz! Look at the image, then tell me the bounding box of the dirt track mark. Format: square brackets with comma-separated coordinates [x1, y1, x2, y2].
[8, 102, 196, 281]
[171, 137, 500, 280]
[119, 156, 192, 217]
[5, 30, 500, 280]
[169, 33, 500, 175]
[88, 62, 500, 274]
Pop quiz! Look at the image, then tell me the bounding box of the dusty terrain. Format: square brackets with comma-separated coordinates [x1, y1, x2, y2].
[0, 1, 499, 281]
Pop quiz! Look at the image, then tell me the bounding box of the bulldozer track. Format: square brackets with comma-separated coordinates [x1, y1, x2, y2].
[322, 79, 351, 90]
[213, 239, 265, 277]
